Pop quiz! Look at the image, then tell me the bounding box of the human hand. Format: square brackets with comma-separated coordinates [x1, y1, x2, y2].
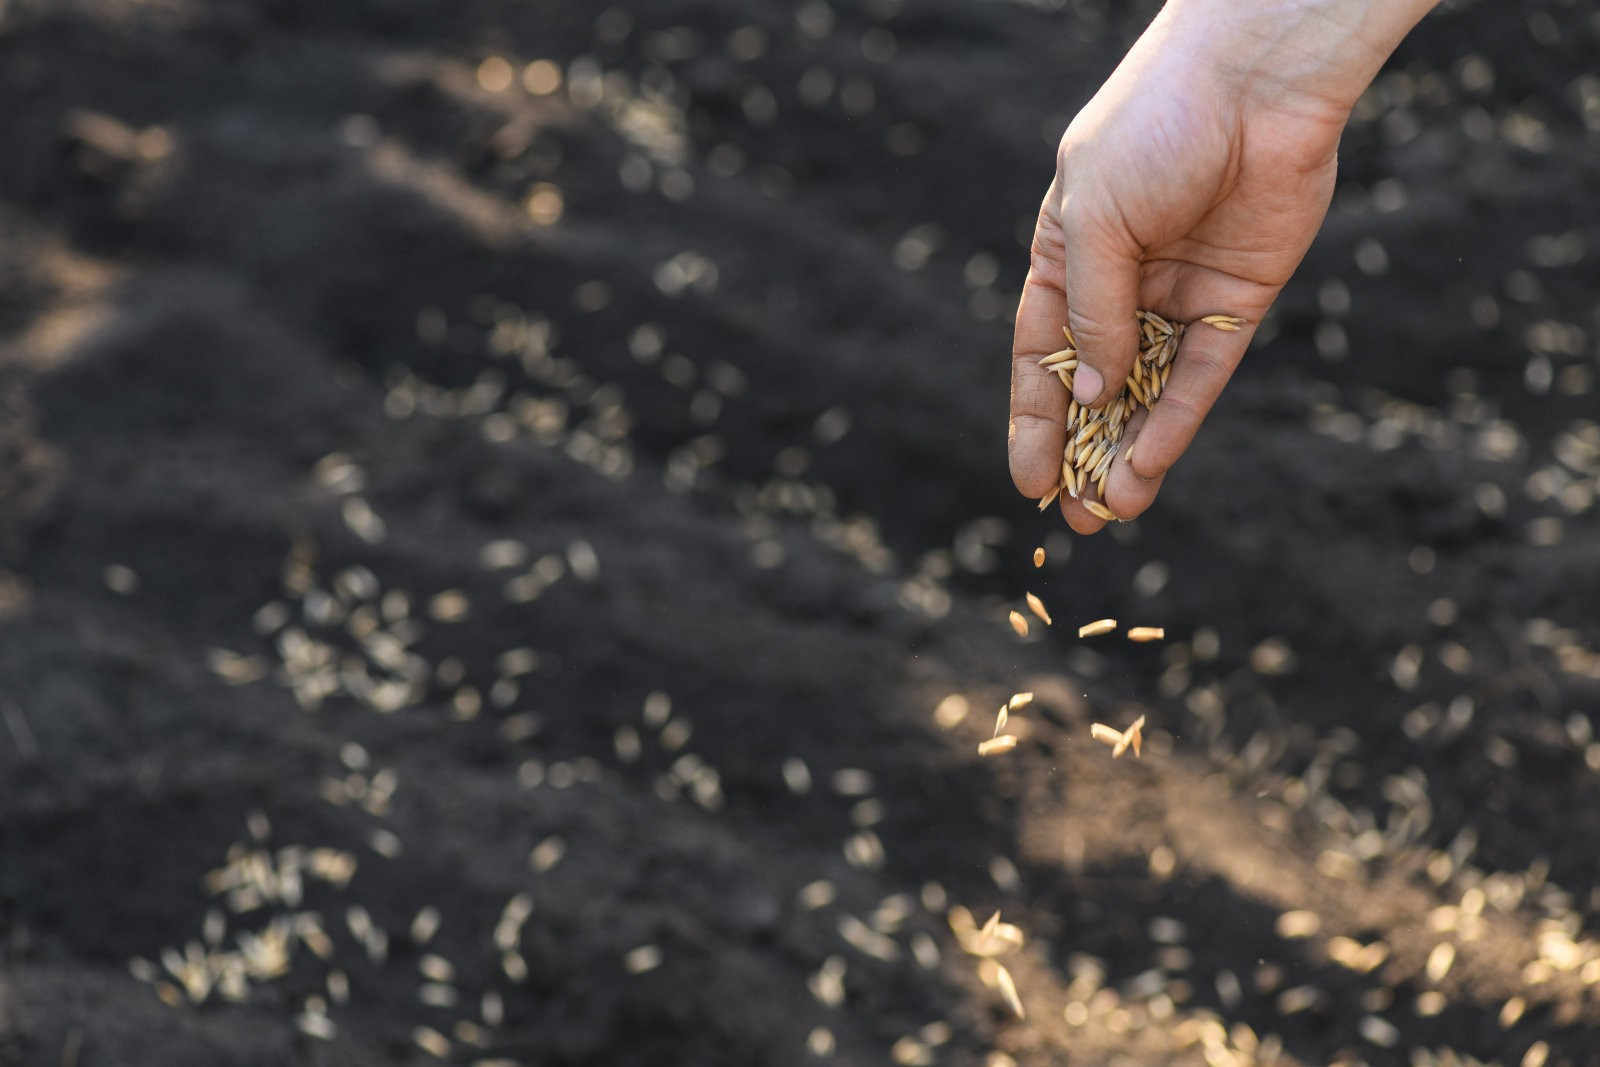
[1009, 0, 1438, 533]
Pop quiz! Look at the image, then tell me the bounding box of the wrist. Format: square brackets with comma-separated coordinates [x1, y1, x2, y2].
[1158, 0, 1440, 118]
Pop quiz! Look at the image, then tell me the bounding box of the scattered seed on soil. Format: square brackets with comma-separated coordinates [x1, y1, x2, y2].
[798, 879, 836, 910]
[1276, 910, 1321, 939]
[1425, 942, 1456, 983]
[624, 945, 663, 974]
[1078, 618, 1117, 638]
[1008, 611, 1029, 637]
[934, 693, 969, 729]
[989, 855, 1021, 892]
[807, 1027, 836, 1056]
[978, 735, 1018, 757]
[1024, 593, 1052, 626]
[1127, 626, 1165, 642]
[412, 1026, 451, 1058]
[1358, 1014, 1400, 1048]
[782, 757, 812, 793]
[530, 836, 565, 872]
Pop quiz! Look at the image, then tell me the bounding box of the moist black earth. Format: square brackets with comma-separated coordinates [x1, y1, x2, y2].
[2, 1, 1599, 1065]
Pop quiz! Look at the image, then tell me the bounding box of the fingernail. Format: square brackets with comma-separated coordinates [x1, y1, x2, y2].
[1072, 365, 1104, 405]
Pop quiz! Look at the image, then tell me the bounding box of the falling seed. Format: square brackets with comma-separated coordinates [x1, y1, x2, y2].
[1500, 996, 1526, 1028]
[993, 705, 1008, 736]
[1009, 611, 1029, 637]
[1127, 627, 1166, 642]
[1078, 618, 1118, 638]
[995, 962, 1026, 1019]
[1090, 723, 1122, 746]
[978, 735, 1018, 757]
[1113, 715, 1145, 758]
[1033, 547, 1046, 567]
[1025, 593, 1052, 626]
[1008, 692, 1034, 712]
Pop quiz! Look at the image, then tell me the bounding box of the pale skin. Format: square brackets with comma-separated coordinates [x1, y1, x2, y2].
[1010, 0, 1441, 534]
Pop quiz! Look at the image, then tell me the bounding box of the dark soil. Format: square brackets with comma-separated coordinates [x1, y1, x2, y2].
[2, 1, 1598, 1064]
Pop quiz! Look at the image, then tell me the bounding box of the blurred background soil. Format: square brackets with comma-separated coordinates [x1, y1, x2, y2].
[1, 0, 1599, 1064]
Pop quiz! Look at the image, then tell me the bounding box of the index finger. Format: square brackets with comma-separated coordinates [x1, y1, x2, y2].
[1126, 316, 1255, 482]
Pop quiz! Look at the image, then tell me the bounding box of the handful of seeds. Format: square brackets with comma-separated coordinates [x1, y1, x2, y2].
[1037, 312, 1244, 518]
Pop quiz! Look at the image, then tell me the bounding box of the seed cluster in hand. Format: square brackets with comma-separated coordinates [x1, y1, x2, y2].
[1036, 312, 1245, 517]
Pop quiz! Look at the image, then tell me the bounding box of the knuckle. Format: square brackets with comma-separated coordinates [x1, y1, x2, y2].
[1028, 231, 1064, 277]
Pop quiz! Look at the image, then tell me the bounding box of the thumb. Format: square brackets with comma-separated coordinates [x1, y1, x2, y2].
[1061, 218, 1141, 408]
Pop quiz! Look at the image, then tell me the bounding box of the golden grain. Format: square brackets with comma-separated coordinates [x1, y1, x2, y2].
[1425, 942, 1456, 983]
[1090, 723, 1122, 746]
[1008, 610, 1029, 637]
[1113, 714, 1145, 758]
[1038, 311, 1242, 516]
[624, 945, 663, 974]
[1276, 910, 1321, 939]
[1033, 546, 1046, 567]
[1127, 626, 1166, 642]
[995, 962, 1025, 1019]
[1024, 592, 1052, 626]
[1078, 618, 1117, 638]
[1091, 715, 1145, 758]
[1008, 691, 1033, 711]
[993, 705, 1008, 736]
[413, 1026, 452, 1058]
[978, 735, 1018, 757]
